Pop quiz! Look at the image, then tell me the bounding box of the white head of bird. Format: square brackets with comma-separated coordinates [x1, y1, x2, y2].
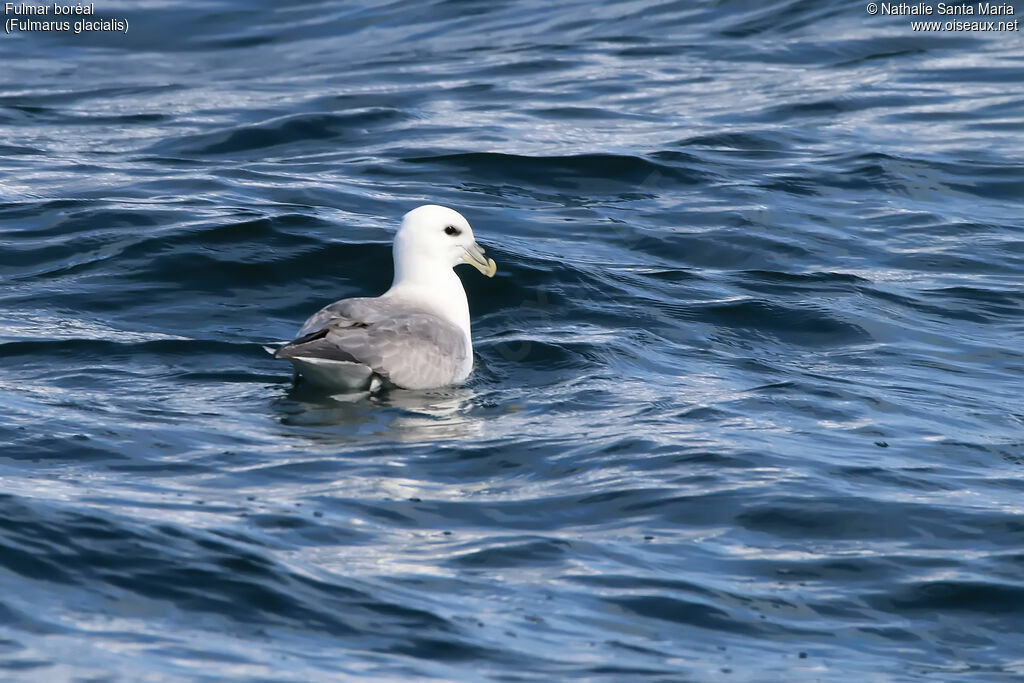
[392, 204, 497, 285]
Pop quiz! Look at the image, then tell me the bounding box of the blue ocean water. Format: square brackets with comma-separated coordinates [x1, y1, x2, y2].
[2, 0, 1023, 679]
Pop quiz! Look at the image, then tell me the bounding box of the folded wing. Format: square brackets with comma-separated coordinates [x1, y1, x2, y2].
[275, 297, 468, 390]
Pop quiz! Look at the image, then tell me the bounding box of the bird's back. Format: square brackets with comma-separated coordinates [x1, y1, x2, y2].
[276, 295, 470, 391]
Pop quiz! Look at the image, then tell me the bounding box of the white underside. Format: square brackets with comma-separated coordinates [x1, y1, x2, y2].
[287, 356, 378, 392]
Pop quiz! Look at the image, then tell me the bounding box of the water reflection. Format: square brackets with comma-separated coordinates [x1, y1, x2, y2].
[272, 381, 484, 444]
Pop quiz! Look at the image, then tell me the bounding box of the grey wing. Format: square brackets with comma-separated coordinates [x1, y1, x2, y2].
[276, 298, 376, 364]
[331, 313, 468, 390]
[278, 299, 468, 390]
[295, 297, 386, 339]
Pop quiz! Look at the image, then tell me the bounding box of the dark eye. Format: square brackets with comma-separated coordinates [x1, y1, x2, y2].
[444, 225, 461, 236]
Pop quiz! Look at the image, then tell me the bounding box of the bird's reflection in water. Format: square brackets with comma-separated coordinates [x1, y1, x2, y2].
[272, 380, 484, 445]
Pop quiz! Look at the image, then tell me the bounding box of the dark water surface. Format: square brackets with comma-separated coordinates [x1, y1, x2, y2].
[2, 0, 1023, 679]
